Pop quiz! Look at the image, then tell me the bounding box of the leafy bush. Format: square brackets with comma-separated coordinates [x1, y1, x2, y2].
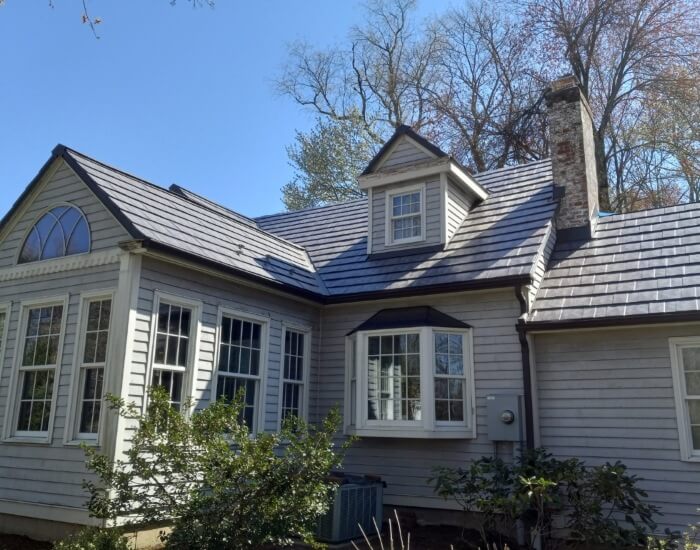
[53, 526, 130, 550]
[431, 449, 660, 549]
[83, 387, 350, 549]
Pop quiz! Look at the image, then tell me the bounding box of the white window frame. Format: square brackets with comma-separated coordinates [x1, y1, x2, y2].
[0, 302, 10, 375]
[347, 326, 475, 438]
[145, 291, 202, 414]
[278, 323, 311, 428]
[2, 295, 69, 444]
[212, 307, 270, 435]
[670, 337, 700, 461]
[384, 183, 426, 246]
[64, 290, 115, 446]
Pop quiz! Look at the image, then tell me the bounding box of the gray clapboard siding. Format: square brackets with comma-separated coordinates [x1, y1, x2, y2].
[315, 289, 523, 509]
[446, 182, 474, 242]
[0, 160, 129, 269]
[370, 178, 442, 254]
[0, 263, 120, 510]
[378, 138, 433, 172]
[124, 258, 319, 438]
[534, 325, 700, 531]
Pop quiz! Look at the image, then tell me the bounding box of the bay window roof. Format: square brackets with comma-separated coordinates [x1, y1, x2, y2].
[347, 306, 471, 335]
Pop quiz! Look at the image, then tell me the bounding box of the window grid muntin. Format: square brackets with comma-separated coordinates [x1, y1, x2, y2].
[76, 298, 111, 437]
[390, 190, 422, 242]
[151, 301, 194, 411]
[281, 329, 306, 421]
[18, 205, 90, 264]
[434, 332, 466, 422]
[367, 332, 421, 421]
[216, 314, 263, 431]
[16, 304, 64, 435]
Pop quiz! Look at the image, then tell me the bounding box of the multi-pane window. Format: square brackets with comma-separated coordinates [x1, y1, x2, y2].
[390, 190, 422, 242]
[16, 305, 64, 434]
[77, 298, 111, 437]
[152, 302, 192, 410]
[281, 329, 307, 421]
[434, 332, 466, 422]
[18, 205, 90, 263]
[671, 340, 700, 459]
[216, 315, 263, 430]
[367, 333, 421, 421]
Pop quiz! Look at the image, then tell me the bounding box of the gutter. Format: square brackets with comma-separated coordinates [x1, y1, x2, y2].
[515, 285, 535, 450]
[524, 311, 700, 332]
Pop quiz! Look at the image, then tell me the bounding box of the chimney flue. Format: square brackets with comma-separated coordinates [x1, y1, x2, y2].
[546, 75, 599, 241]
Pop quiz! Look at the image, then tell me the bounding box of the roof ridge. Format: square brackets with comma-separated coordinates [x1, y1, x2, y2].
[256, 197, 368, 220]
[475, 158, 552, 180]
[169, 183, 258, 226]
[598, 201, 700, 222]
[61, 146, 315, 258]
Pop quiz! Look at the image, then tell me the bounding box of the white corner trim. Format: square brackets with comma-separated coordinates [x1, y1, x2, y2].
[440, 173, 448, 245]
[0, 248, 122, 283]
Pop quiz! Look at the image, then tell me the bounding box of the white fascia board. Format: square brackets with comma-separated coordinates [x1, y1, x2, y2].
[358, 158, 488, 201]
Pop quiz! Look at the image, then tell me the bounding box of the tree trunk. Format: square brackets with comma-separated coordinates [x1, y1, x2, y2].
[594, 131, 611, 211]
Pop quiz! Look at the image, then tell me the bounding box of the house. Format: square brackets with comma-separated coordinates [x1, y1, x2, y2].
[0, 75, 698, 540]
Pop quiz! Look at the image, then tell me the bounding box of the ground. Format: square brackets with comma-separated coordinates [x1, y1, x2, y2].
[0, 534, 51, 550]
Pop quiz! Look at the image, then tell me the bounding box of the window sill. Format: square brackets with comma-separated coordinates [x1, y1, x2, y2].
[64, 438, 100, 448]
[2, 435, 52, 445]
[347, 426, 476, 439]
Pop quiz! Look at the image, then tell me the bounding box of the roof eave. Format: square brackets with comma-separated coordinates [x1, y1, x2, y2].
[525, 311, 700, 332]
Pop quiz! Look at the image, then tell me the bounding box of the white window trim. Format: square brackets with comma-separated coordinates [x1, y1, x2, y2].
[277, 322, 311, 429]
[212, 306, 270, 435]
[3, 294, 69, 444]
[670, 337, 700, 462]
[384, 183, 426, 247]
[0, 302, 10, 375]
[64, 289, 116, 446]
[347, 326, 475, 439]
[144, 291, 202, 415]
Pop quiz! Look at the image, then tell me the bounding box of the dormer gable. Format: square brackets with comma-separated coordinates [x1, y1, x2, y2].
[359, 126, 488, 255]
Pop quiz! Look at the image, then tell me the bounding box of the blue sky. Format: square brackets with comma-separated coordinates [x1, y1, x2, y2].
[0, 0, 448, 219]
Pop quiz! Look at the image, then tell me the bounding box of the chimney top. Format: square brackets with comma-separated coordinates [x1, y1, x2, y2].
[545, 75, 591, 111]
[551, 74, 579, 92]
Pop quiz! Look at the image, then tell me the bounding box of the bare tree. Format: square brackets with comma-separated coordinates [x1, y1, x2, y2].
[524, 0, 700, 210]
[426, 3, 548, 172]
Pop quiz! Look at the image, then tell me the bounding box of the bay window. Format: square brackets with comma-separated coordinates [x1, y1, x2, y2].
[346, 307, 474, 438]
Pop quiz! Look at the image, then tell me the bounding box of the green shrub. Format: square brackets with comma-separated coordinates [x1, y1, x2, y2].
[431, 448, 660, 549]
[53, 527, 130, 550]
[83, 387, 350, 549]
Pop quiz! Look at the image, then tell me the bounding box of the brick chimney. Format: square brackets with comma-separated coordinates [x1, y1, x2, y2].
[546, 75, 599, 241]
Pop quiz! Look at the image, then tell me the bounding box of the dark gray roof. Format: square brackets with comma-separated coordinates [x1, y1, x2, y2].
[347, 306, 471, 335]
[62, 148, 327, 295]
[257, 159, 556, 298]
[529, 202, 700, 325]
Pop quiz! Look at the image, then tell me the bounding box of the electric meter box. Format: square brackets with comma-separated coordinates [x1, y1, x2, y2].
[486, 394, 523, 442]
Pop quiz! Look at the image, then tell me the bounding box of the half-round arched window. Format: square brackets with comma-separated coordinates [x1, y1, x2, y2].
[18, 205, 90, 264]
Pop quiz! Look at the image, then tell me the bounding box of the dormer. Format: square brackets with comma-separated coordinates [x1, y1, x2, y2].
[359, 126, 488, 256]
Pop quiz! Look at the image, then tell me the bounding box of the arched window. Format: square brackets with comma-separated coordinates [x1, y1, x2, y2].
[18, 205, 90, 264]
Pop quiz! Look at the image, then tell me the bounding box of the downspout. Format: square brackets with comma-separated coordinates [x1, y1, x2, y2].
[515, 285, 535, 450]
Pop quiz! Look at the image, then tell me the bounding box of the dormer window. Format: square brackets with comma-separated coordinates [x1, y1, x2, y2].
[388, 186, 424, 245]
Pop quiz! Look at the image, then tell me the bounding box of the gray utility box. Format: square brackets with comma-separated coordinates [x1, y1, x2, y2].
[486, 394, 524, 441]
[316, 473, 384, 544]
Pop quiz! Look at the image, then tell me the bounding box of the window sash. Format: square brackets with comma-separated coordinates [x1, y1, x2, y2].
[214, 313, 266, 432]
[14, 304, 65, 436]
[674, 343, 700, 457]
[73, 298, 112, 439]
[280, 328, 308, 422]
[387, 188, 424, 244]
[150, 300, 196, 411]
